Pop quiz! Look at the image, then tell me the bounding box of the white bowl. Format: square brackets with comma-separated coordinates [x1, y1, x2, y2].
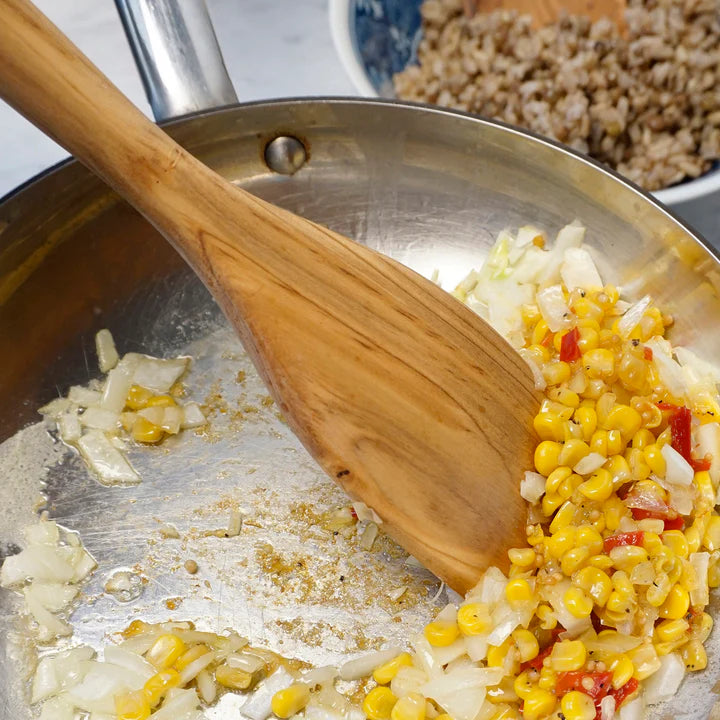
[329, 0, 720, 207]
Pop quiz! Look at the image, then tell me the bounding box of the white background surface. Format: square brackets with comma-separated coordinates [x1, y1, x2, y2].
[0, 0, 716, 243]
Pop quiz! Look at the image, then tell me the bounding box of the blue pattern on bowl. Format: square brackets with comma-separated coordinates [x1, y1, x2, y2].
[352, 0, 423, 97]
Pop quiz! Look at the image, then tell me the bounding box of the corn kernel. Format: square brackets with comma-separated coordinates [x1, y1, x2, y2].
[589, 554, 615, 570]
[643, 444, 666, 476]
[611, 570, 634, 595]
[577, 325, 600, 353]
[363, 687, 398, 720]
[522, 689, 556, 720]
[655, 618, 690, 643]
[641, 532, 664, 554]
[143, 669, 180, 708]
[560, 691, 596, 720]
[603, 497, 628, 531]
[578, 468, 613, 502]
[610, 655, 634, 689]
[549, 501, 577, 534]
[589, 429, 608, 456]
[505, 578, 533, 606]
[573, 566, 612, 606]
[603, 405, 642, 442]
[132, 415, 164, 443]
[574, 407, 598, 442]
[542, 492, 565, 516]
[631, 428, 655, 449]
[550, 640, 586, 672]
[685, 525, 702, 554]
[512, 629, 539, 663]
[534, 441, 562, 476]
[373, 653, 413, 684]
[563, 586, 593, 618]
[561, 547, 591, 576]
[658, 584, 690, 620]
[606, 430, 625, 456]
[513, 671, 535, 700]
[609, 545, 649, 573]
[537, 666, 558, 690]
[695, 471, 715, 508]
[682, 640, 708, 672]
[531, 319, 550, 346]
[662, 530, 688, 558]
[575, 525, 604, 554]
[424, 621, 459, 647]
[583, 349, 615, 378]
[457, 603, 491, 636]
[548, 387, 581, 408]
[145, 394, 176, 408]
[546, 527, 576, 558]
[646, 572, 672, 607]
[703, 516, 720, 551]
[543, 361, 572, 386]
[215, 664, 256, 690]
[558, 474, 583, 501]
[546, 466, 573, 494]
[146, 634, 185, 670]
[487, 639, 513, 668]
[272, 684, 311, 719]
[536, 604, 557, 630]
[695, 612, 714, 642]
[174, 644, 211, 671]
[527, 525, 545, 547]
[628, 643, 661, 680]
[125, 385, 153, 410]
[115, 690, 150, 720]
[508, 548, 536, 569]
[533, 413, 565, 442]
[559, 440, 591, 468]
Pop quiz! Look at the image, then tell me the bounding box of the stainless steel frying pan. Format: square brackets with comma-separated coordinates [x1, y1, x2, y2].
[2, 2, 720, 718]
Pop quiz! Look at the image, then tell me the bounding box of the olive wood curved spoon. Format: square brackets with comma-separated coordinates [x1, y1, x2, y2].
[468, 0, 626, 29]
[0, 0, 540, 593]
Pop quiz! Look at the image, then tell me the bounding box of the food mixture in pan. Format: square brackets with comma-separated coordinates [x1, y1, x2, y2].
[393, 0, 720, 191]
[3, 222, 720, 720]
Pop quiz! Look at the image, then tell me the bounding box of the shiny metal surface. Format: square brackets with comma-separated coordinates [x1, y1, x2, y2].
[1, 99, 720, 719]
[264, 135, 308, 175]
[114, 0, 237, 121]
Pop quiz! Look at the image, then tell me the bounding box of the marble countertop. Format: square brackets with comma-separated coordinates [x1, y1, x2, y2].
[0, 0, 716, 243]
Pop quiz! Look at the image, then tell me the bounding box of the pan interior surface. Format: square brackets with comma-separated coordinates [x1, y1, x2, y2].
[1, 99, 720, 719]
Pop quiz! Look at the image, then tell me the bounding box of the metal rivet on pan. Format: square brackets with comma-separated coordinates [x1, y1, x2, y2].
[264, 136, 307, 175]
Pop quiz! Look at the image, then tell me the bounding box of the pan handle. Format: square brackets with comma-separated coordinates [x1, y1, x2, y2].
[114, 0, 238, 121]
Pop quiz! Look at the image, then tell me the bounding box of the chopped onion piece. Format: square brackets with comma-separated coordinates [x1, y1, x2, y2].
[58, 412, 82, 443]
[38, 397, 73, 418]
[24, 582, 78, 612]
[146, 687, 201, 720]
[599, 695, 616, 720]
[241, 667, 295, 720]
[38, 696, 75, 720]
[661, 444, 694, 486]
[100, 365, 133, 413]
[390, 666, 428, 699]
[1, 544, 75, 586]
[102, 645, 155, 681]
[645, 337, 687, 399]
[617, 295, 652, 339]
[95, 329, 119, 373]
[690, 552, 710, 606]
[339, 647, 402, 681]
[67, 661, 147, 713]
[302, 666, 339, 688]
[196, 668, 217, 704]
[161, 406, 183, 434]
[79, 407, 119, 432]
[561, 247, 603, 291]
[694, 422, 720, 487]
[464, 635, 488, 662]
[132, 356, 189, 393]
[32, 656, 60, 703]
[23, 587, 72, 639]
[536, 285, 573, 332]
[178, 650, 216, 685]
[352, 502, 383, 524]
[25, 520, 60, 545]
[573, 452, 607, 475]
[518, 349, 546, 391]
[77, 430, 140, 485]
[359, 522, 379, 550]
[67, 386, 103, 407]
[643, 653, 685, 705]
[520, 472, 546, 503]
[181, 402, 207, 429]
[138, 406, 164, 426]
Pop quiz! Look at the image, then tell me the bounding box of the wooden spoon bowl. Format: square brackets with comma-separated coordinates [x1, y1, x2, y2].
[468, 0, 626, 28]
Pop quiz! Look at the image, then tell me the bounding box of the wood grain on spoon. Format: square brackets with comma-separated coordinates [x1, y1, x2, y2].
[0, 0, 540, 594]
[466, 0, 626, 28]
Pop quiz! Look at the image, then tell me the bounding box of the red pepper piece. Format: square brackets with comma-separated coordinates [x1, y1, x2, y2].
[669, 406, 692, 462]
[657, 402, 681, 411]
[662, 516, 685, 531]
[643, 346, 653, 361]
[603, 531, 644, 552]
[520, 643, 553, 672]
[556, 671, 613, 700]
[630, 508, 684, 531]
[541, 331, 554, 348]
[690, 456, 712, 472]
[560, 327, 582, 362]
[611, 677, 639, 708]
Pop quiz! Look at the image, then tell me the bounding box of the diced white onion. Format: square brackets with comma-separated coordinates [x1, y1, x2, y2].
[95, 329, 119, 373]
[79, 407, 119, 432]
[132, 356, 189, 393]
[352, 502, 383, 524]
[661, 444, 694, 486]
[147, 688, 201, 720]
[178, 650, 217, 685]
[38, 397, 73, 418]
[694, 422, 720, 487]
[390, 666, 428, 699]
[58, 412, 82, 443]
[561, 247, 603, 292]
[102, 645, 155, 681]
[32, 656, 60, 703]
[24, 587, 72, 638]
[67, 386, 103, 407]
[339, 647, 401, 681]
[464, 635, 489, 663]
[599, 695, 616, 720]
[645, 337, 687, 399]
[241, 667, 295, 720]
[573, 452, 607, 475]
[1, 544, 75, 586]
[161, 406, 183, 434]
[689, 552, 710, 606]
[518, 349, 546, 391]
[196, 668, 217, 704]
[137, 406, 164, 425]
[555, 221, 586, 250]
[302, 666, 339, 688]
[359, 522, 379, 550]
[643, 653, 685, 705]
[24, 582, 78, 612]
[38, 696, 75, 720]
[67, 662, 147, 713]
[520, 471, 546, 503]
[536, 285, 573, 332]
[77, 430, 140, 485]
[100, 365, 133, 413]
[617, 295, 652, 338]
[181, 402, 207, 429]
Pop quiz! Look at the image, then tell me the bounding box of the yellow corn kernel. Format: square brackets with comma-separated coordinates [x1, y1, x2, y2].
[146, 634, 185, 670]
[143, 669, 181, 708]
[658, 584, 690, 620]
[512, 629, 539, 663]
[424, 620, 459, 647]
[215, 664, 256, 690]
[643, 444, 666, 476]
[603, 496, 628, 532]
[457, 603, 491, 637]
[435, 715, 455, 720]
[373, 653, 413, 684]
[583, 349, 615, 378]
[606, 591, 635, 615]
[487, 639, 513, 668]
[681, 640, 708, 672]
[589, 429, 608, 456]
[527, 524, 545, 547]
[560, 691, 596, 720]
[610, 654, 634, 689]
[508, 547, 536, 569]
[132, 416, 164, 444]
[542, 492, 565, 516]
[577, 325, 600, 353]
[605, 454, 631, 489]
[550, 640, 586, 672]
[526, 343, 550, 364]
[646, 572, 672, 607]
[695, 471, 715, 508]
[531, 319, 550, 346]
[574, 407, 598, 442]
[534, 441, 562, 476]
[505, 578, 533, 606]
[513, 671, 535, 700]
[603, 405, 642, 442]
[611, 570, 634, 595]
[575, 525, 604, 554]
[549, 501, 577, 534]
[546, 466, 573, 495]
[537, 666, 558, 690]
[125, 385, 153, 410]
[363, 687, 398, 720]
[655, 618, 690, 643]
[641, 532, 664, 554]
[546, 528, 576, 559]
[589, 554, 615, 570]
[685, 525, 702, 555]
[533, 413, 566, 442]
[145, 394, 176, 408]
[609, 545, 649, 573]
[577, 468, 614, 503]
[561, 547, 591, 576]
[549, 387, 581, 408]
[522, 689, 556, 720]
[626, 447, 651, 481]
[663, 529, 689, 559]
[703, 515, 720, 551]
[122, 620, 150, 638]
[536, 604, 557, 630]
[563, 586, 593, 618]
[655, 637, 690, 656]
[543, 361, 572, 386]
[174, 644, 211, 671]
[631, 428, 655, 449]
[559, 440, 591, 468]
[628, 643, 661, 680]
[558, 473, 584, 500]
[573, 296, 604, 321]
[606, 430, 625, 456]
[272, 684, 311, 719]
[115, 690, 150, 720]
[573, 566, 612, 606]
